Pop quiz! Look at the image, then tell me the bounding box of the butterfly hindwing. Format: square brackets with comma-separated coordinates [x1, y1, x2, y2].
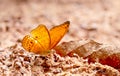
[22, 35, 50, 55]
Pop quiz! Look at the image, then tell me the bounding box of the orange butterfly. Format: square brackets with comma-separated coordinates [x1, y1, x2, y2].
[22, 21, 70, 55]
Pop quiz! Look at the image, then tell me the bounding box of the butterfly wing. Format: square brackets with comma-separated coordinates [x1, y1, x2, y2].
[49, 21, 70, 49]
[30, 25, 50, 51]
[22, 21, 69, 55]
[22, 35, 50, 55]
[22, 25, 51, 55]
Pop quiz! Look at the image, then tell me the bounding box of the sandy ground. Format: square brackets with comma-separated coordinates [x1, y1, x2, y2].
[0, 0, 120, 75]
[0, 0, 120, 48]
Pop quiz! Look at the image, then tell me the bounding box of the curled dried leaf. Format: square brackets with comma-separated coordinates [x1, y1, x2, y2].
[54, 40, 120, 69]
[73, 40, 102, 57]
[87, 46, 120, 69]
[54, 40, 89, 56]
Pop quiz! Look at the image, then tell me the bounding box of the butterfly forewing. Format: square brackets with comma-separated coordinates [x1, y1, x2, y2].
[49, 21, 70, 49]
[30, 25, 50, 50]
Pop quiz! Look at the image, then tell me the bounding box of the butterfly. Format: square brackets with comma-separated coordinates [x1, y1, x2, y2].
[22, 21, 70, 55]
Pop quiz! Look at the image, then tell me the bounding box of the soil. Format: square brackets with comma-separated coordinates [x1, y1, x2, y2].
[0, 0, 120, 76]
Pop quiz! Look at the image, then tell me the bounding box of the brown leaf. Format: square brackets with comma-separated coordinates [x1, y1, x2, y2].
[54, 40, 120, 69]
[73, 40, 102, 57]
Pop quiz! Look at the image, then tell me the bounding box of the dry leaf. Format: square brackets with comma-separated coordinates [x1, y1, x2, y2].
[54, 40, 120, 69]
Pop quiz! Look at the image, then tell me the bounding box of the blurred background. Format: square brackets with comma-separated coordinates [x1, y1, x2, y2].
[0, 0, 120, 48]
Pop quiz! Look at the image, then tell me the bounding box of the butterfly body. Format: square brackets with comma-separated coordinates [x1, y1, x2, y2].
[22, 21, 70, 55]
